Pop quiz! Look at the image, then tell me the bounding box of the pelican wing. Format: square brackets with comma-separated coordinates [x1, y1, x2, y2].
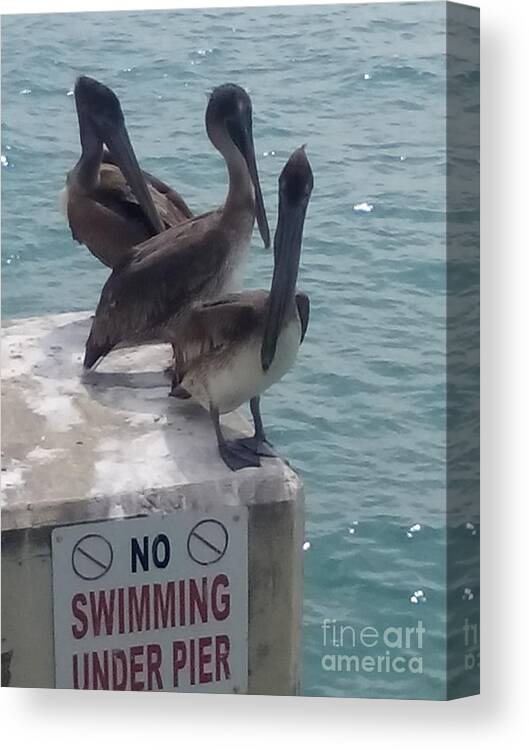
[83, 224, 231, 369]
[125, 207, 222, 266]
[66, 165, 161, 270]
[141, 169, 193, 223]
[100, 153, 192, 226]
[93, 163, 151, 220]
[175, 291, 268, 376]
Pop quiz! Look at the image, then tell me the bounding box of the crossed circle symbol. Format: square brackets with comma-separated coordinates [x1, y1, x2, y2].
[71, 534, 114, 580]
[187, 519, 229, 565]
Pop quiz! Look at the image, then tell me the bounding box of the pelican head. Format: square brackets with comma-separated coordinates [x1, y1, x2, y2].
[75, 75, 125, 129]
[261, 146, 313, 370]
[74, 76, 164, 233]
[277, 147, 313, 236]
[206, 83, 270, 248]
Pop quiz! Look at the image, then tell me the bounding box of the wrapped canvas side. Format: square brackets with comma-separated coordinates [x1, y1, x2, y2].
[445, 1, 480, 700]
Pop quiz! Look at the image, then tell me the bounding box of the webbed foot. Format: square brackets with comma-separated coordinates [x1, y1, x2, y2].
[219, 441, 261, 471]
[236, 436, 276, 458]
[169, 369, 191, 399]
[169, 384, 192, 399]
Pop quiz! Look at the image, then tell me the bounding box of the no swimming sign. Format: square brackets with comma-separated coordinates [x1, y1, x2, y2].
[51, 509, 248, 693]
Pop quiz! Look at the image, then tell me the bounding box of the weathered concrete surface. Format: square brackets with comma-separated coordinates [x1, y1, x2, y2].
[1, 312, 304, 693]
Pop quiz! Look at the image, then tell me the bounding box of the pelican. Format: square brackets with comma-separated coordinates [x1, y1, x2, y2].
[83, 83, 270, 373]
[64, 75, 192, 270]
[171, 146, 313, 471]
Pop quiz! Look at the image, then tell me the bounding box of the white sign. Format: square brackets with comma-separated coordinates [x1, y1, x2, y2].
[51, 508, 248, 693]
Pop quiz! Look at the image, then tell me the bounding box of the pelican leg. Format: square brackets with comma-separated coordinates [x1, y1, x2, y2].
[168, 351, 191, 399]
[237, 397, 277, 457]
[210, 405, 260, 471]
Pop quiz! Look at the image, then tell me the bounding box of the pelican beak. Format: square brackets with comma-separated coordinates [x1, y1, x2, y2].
[260, 202, 306, 370]
[99, 119, 165, 235]
[227, 116, 270, 248]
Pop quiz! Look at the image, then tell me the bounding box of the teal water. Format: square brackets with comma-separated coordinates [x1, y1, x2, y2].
[1, 3, 479, 699]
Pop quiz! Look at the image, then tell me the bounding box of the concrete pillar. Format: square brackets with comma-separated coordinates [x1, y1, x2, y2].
[1, 312, 304, 694]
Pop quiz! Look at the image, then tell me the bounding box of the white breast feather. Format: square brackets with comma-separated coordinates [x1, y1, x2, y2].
[184, 317, 302, 414]
[219, 239, 249, 295]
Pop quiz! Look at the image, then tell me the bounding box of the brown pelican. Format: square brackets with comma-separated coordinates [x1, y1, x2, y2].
[83, 83, 270, 372]
[64, 76, 192, 270]
[171, 146, 313, 471]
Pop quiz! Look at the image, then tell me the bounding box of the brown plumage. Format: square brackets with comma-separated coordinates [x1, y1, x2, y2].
[64, 77, 192, 270]
[84, 213, 230, 366]
[166, 147, 314, 472]
[83, 83, 270, 370]
[174, 290, 309, 382]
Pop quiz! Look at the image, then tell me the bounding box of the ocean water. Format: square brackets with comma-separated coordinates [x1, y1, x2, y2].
[1, 3, 479, 699]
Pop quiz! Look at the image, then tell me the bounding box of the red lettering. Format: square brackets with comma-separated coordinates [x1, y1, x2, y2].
[73, 653, 90, 689]
[190, 638, 196, 685]
[72, 577, 233, 642]
[71, 593, 88, 639]
[146, 644, 163, 690]
[72, 653, 79, 688]
[173, 641, 186, 687]
[198, 637, 213, 684]
[112, 649, 128, 690]
[130, 645, 144, 690]
[211, 575, 230, 621]
[153, 582, 175, 629]
[189, 577, 208, 625]
[128, 585, 150, 632]
[89, 590, 115, 636]
[72, 646, 164, 691]
[179, 579, 186, 626]
[92, 650, 109, 690]
[117, 588, 125, 634]
[216, 635, 231, 681]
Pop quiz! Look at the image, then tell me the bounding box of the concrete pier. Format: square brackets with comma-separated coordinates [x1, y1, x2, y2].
[1, 312, 304, 694]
